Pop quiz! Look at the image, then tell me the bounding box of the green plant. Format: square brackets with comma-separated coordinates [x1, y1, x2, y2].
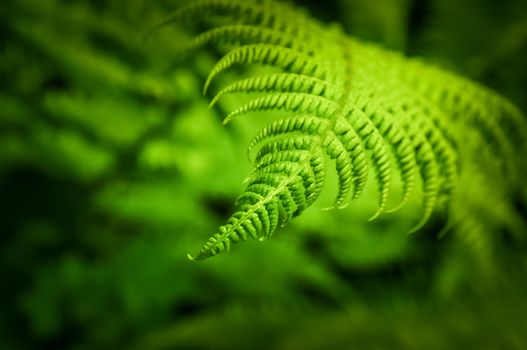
[152, 0, 527, 261]
[2, 0, 527, 348]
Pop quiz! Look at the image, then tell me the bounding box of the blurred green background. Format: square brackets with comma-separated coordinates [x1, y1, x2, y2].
[1, 0, 526, 349]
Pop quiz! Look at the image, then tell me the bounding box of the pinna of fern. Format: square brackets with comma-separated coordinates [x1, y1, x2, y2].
[151, 0, 527, 261]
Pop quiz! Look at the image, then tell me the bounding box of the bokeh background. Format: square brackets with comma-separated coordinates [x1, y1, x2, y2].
[1, 0, 527, 349]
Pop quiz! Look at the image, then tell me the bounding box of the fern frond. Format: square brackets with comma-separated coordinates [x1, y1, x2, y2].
[330, 116, 369, 205]
[155, 0, 527, 260]
[178, 24, 320, 56]
[210, 73, 343, 108]
[223, 93, 337, 124]
[189, 136, 324, 260]
[203, 44, 326, 94]
[247, 116, 328, 155]
[150, 0, 273, 34]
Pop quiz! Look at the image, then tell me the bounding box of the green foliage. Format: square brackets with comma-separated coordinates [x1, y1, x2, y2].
[154, 0, 527, 260]
[1, 0, 527, 349]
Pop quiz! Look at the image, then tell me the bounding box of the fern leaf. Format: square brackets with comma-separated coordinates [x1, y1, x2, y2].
[247, 116, 328, 155]
[331, 116, 369, 204]
[177, 24, 320, 56]
[203, 44, 325, 94]
[153, 0, 527, 260]
[210, 73, 343, 108]
[408, 127, 441, 233]
[223, 93, 337, 124]
[344, 105, 393, 219]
